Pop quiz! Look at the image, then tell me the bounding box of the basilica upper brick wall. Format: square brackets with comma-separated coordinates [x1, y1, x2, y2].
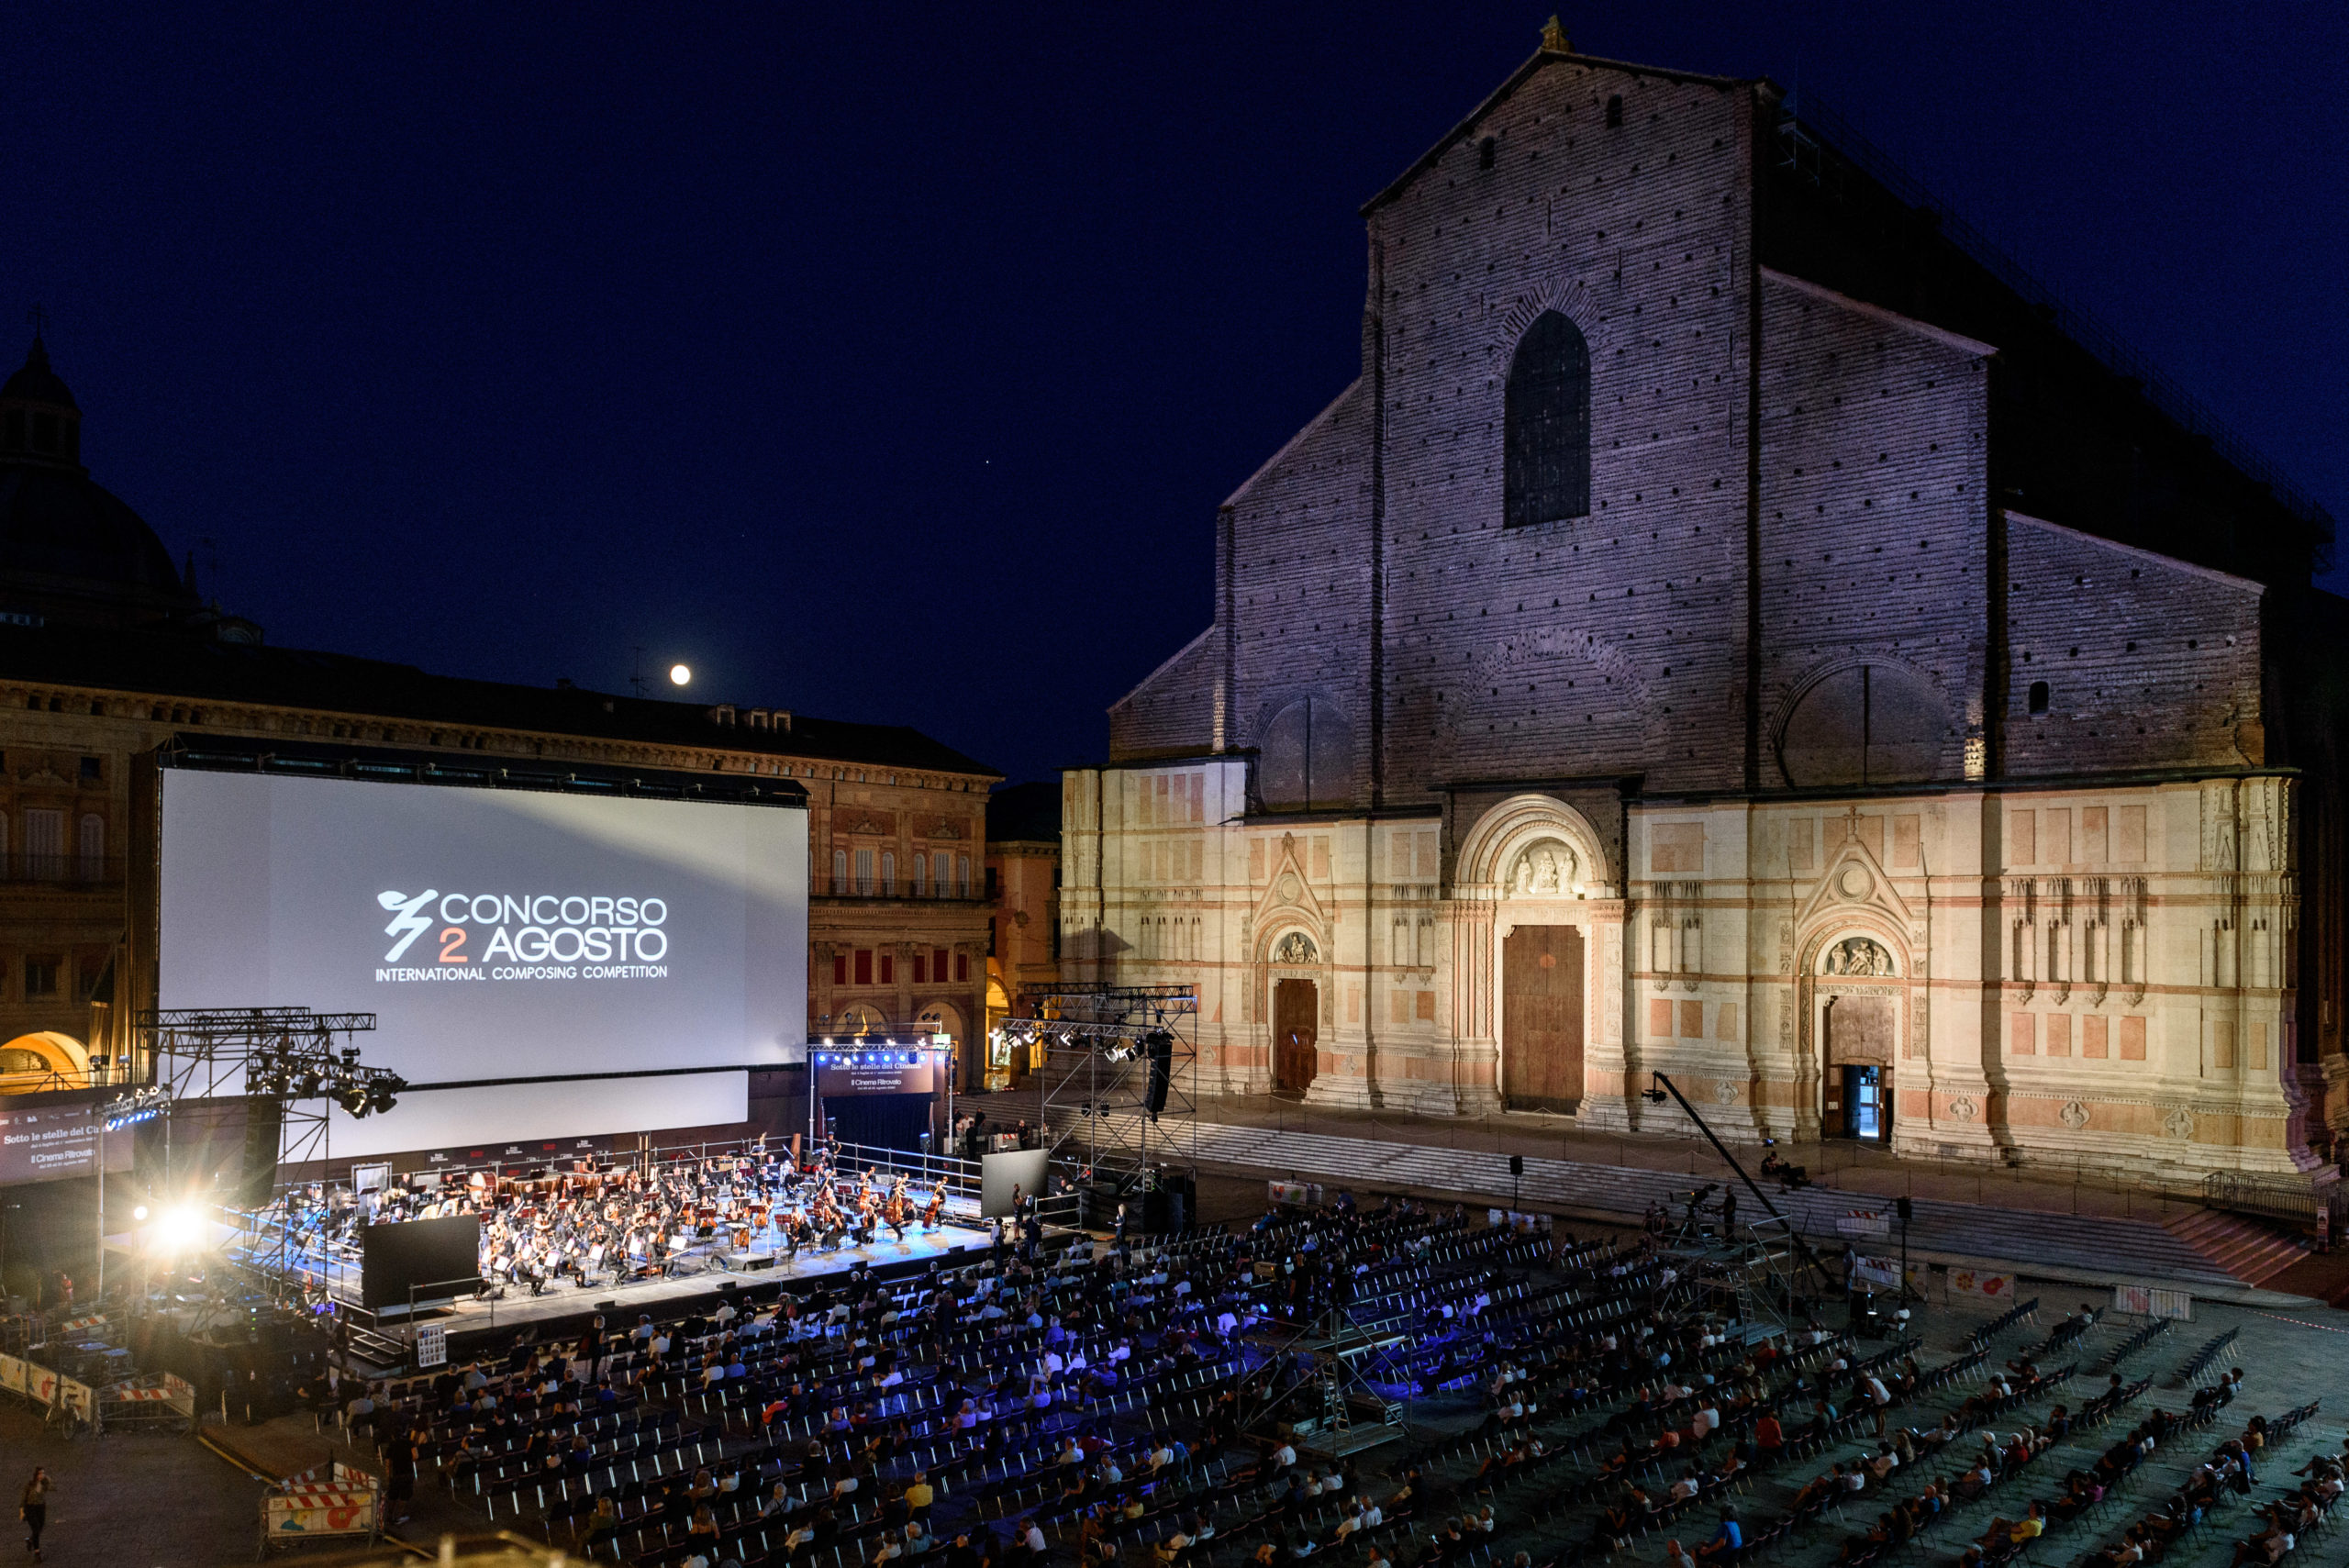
[1219, 378, 1376, 807]
[1755, 269, 1992, 786]
[1372, 61, 1757, 799]
[2001, 513, 2266, 776]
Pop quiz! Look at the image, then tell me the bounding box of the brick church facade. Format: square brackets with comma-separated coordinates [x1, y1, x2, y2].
[1063, 26, 2348, 1177]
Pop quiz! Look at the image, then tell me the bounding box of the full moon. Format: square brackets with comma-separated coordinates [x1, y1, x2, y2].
[668, 663, 691, 686]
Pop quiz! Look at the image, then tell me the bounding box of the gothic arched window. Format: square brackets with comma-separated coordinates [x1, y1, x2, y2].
[1504, 309, 1591, 528]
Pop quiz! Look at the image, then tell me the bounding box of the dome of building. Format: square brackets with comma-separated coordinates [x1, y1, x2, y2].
[0, 335, 200, 627]
[0, 337, 79, 409]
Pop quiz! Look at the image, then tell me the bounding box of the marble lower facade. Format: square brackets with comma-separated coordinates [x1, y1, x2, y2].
[1062, 762, 2325, 1181]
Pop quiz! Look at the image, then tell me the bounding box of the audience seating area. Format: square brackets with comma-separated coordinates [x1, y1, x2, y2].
[319, 1195, 2342, 1568]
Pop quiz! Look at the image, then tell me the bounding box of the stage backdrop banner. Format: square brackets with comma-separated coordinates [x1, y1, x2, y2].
[360, 1215, 482, 1311]
[981, 1149, 1051, 1219]
[814, 1051, 941, 1097]
[0, 1088, 138, 1187]
[157, 765, 807, 1158]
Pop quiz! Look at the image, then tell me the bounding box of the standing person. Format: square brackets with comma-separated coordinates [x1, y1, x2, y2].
[19, 1468, 52, 1562]
[385, 1423, 418, 1525]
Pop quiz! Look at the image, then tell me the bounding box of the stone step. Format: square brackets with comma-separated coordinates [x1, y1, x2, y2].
[2164, 1207, 2309, 1285]
[1123, 1116, 2255, 1290]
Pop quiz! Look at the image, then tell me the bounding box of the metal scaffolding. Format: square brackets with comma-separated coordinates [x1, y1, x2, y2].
[138, 1007, 395, 1285]
[1006, 983, 1197, 1195]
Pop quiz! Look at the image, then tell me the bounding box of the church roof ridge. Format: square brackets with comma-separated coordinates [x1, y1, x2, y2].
[1360, 39, 1757, 218]
[1219, 376, 1362, 511]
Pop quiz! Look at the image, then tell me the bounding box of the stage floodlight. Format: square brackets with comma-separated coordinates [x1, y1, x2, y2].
[155, 1205, 204, 1254]
[365, 1075, 403, 1117]
[133, 1205, 150, 1222]
[337, 1080, 372, 1117]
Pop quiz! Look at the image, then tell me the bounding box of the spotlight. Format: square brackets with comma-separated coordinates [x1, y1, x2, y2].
[365, 1075, 403, 1117]
[337, 1080, 372, 1117]
[154, 1205, 204, 1254]
[133, 1205, 150, 1222]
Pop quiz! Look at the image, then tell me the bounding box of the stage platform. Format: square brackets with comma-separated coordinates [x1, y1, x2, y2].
[402, 1220, 995, 1343]
[226, 1213, 1007, 1364]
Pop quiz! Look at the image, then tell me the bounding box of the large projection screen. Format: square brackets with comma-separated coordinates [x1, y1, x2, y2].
[158, 767, 807, 1159]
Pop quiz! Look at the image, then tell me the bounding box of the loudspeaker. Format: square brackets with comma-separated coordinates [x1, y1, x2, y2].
[1141, 1192, 1173, 1233]
[239, 1098, 284, 1210]
[1895, 1195, 1913, 1222]
[1509, 1154, 1524, 1177]
[1145, 1029, 1173, 1116]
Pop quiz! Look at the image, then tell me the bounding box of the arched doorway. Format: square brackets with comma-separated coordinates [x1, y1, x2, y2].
[1273, 979, 1318, 1094]
[834, 1004, 885, 1038]
[0, 1031, 90, 1094]
[1817, 938, 1898, 1143]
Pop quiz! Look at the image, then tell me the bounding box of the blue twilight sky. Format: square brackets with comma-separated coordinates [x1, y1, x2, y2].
[4, 4, 2342, 784]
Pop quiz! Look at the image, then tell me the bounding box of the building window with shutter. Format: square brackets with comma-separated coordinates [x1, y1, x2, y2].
[854, 949, 874, 985]
[854, 849, 874, 896]
[832, 849, 848, 895]
[22, 808, 63, 881]
[957, 854, 971, 898]
[954, 952, 969, 983]
[933, 851, 951, 896]
[879, 951, 895, 984]
[881, 851, 896, 897]
[25, 956, 59, 997]
[78, 814, 103, 880]
[913, 952, 928, 984]
[832, 951, 848, 986]
[914, 853, 929, 896]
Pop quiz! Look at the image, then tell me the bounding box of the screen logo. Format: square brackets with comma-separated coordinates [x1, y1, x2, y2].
[378, 889, 440, 962]
[375, 888, 673, 980]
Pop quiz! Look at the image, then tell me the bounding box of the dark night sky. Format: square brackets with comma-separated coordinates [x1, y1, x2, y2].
[5, 5, 2342, 785]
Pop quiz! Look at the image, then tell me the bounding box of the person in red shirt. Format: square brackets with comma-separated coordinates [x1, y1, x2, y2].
[1756, 1412, 1786, 1452]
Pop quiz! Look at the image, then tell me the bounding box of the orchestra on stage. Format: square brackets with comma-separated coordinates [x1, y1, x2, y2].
[262, 1140, 957, 1299]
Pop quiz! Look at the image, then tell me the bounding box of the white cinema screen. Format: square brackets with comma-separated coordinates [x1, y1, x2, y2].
[157, 764, 807, 1159]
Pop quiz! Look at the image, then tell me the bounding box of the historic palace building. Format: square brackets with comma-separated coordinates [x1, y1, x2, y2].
[0, 335, 998, 1096]
[1065, 25, 2347, 1178]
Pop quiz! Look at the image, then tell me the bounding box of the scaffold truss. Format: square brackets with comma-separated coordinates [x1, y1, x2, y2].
[1005, 984, 1197, 1194]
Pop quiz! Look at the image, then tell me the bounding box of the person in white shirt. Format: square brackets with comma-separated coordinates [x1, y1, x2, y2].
[1269, 1441, 1297, 1471]
[1022, 1518, 1047, 1555]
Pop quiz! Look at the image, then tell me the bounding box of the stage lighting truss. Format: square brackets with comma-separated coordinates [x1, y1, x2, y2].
[1006, 984, 1197, 1199]
[101, 1084, 173, 1132]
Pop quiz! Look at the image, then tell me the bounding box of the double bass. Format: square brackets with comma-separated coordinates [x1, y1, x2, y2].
[919, 1180, 946, 1231]
[885, 1176, 909, 1242]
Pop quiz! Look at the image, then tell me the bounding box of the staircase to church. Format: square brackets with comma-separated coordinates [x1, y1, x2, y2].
[1124, 1114, 2313, 1296]
[2163, 1207, 2310, 1287]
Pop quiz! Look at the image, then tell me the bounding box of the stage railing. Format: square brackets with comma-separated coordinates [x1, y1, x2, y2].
[830, 1141, 980, 1203]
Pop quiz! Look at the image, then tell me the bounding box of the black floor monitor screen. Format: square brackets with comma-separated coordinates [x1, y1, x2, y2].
[360, 1215, 482, 1309]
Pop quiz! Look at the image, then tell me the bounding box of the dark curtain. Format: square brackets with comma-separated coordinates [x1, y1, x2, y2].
[823, 1092, 932, 1153]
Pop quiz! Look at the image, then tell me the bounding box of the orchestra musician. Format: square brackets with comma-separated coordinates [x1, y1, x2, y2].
[885, 1175, 909, 1243]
